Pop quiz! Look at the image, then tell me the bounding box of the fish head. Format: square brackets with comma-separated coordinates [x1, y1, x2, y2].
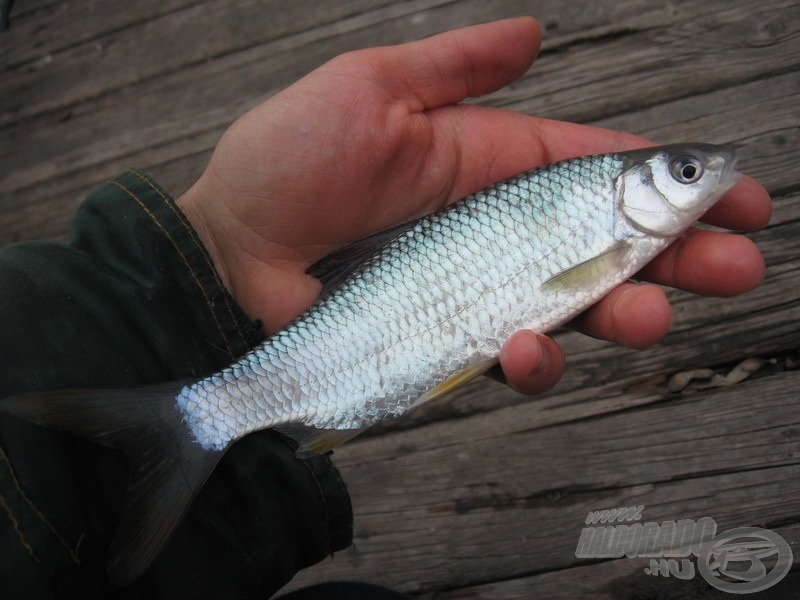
[618, 144, 741, 236]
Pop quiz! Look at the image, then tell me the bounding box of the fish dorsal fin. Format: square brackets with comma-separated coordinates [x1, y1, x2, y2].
[414, 357, 499, 407]
[543, 241, 632, 291]
[306, 218, 421, 295]
[0, 382, 224, 585]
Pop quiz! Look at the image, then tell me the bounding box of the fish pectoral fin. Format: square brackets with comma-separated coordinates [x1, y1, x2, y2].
[542, 241, 632, 291]
[274, 424, 365, 458]
[414, 357, 499, 408]
[0, 382, 224, 586]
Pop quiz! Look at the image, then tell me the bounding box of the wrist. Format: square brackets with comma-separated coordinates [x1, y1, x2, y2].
[176, 180, 236, 300]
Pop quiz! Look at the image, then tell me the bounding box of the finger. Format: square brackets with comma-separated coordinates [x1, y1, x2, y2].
[494, 330, 566, 395]
[335, 17, 542, 110]
[430, 108, 650, 200]
[569, 283, 673, 349]
[638, 229, 766, 297]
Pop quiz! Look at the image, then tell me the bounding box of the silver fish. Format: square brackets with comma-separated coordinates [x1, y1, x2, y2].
[1, 144, 741, 584]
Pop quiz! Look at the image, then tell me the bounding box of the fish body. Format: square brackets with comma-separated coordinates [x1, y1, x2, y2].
[0, 144, 741, 583]
[177, 144, 739, 453]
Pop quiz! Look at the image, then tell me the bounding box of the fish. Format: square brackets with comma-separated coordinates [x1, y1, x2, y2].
[0, 143, 741, 584]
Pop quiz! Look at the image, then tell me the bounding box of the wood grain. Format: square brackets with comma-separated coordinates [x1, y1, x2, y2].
[1, 0, 798, 597]
[286, 373, 800, 594]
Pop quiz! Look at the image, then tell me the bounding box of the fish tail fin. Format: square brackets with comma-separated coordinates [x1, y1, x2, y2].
[0, 382, 225, 586]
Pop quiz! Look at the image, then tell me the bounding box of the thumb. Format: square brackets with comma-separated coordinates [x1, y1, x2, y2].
[327, 17, 542, 111]
[495, 330, 566, 395]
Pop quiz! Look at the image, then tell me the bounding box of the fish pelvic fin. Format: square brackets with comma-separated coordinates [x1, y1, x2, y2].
[273, 358, 503, 458]
[0, 382, 225, 586]
[414, 357, 499, 407]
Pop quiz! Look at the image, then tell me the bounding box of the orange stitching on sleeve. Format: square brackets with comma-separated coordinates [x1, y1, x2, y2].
[111, 180, 236, 360]
[0, 493, 38, 562]
[127, 170, 249, 350]
[1, 447, 82, 564]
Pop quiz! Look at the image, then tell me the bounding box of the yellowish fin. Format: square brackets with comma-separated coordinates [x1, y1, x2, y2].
[275, 424, 364, 457]
[414, 357, 499, 407]
[543, 241, 631, 291]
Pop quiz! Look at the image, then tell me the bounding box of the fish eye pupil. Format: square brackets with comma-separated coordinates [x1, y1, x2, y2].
[671, 156, 703, 184]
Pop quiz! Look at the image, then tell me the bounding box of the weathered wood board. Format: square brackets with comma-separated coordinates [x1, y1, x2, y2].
[1, 0, 798, 597]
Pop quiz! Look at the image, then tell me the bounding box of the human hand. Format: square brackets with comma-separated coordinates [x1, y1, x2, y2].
[177, 18, 770, 396]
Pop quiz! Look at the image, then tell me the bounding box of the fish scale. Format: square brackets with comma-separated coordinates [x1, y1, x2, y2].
[177, 153, 656, 451]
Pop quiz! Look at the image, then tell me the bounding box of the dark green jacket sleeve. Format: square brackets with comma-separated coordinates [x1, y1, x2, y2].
[0, 171, 352, 599]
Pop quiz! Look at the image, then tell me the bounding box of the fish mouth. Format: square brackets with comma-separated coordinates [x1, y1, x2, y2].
[715, 143, 740, 178]
[714, 144, 742, 196]
[723, 168, 743, 194]
[689, 144, 741, 222]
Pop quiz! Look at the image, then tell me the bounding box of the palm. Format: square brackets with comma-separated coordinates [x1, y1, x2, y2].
[218, 73, 460, 258]
[180, 18, 769, 394]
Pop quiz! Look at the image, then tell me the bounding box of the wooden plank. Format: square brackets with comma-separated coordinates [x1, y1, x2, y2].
[3, 0, 796, 191]
[1, 0, 200, 69]
[283, 372, 800, 593]
[1, 0, 715, 77]
[1, 3, 797, 245]
[483, 0, 800, 123]
[0, 0, 408, 123]
[0, 0, 741, 123]
[434, 524, 800, 598]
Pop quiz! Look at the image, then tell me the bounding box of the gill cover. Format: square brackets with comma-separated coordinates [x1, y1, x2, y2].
[618, 144, 740, 236]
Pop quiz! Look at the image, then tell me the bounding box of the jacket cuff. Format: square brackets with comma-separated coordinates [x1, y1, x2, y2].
[75, 169, 264, 361]
[75, 171, 353, 581]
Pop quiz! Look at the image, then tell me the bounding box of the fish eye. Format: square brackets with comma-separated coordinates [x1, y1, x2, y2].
[670, 155, 704, 184]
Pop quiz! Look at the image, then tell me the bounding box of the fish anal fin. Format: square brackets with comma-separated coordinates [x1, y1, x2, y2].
[274, 424, 364, 458]
[543, 241, 631, 292]
[275, 359, 500, 458]
[0, 382, 225, 586]
[415, 357, 499, 408]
